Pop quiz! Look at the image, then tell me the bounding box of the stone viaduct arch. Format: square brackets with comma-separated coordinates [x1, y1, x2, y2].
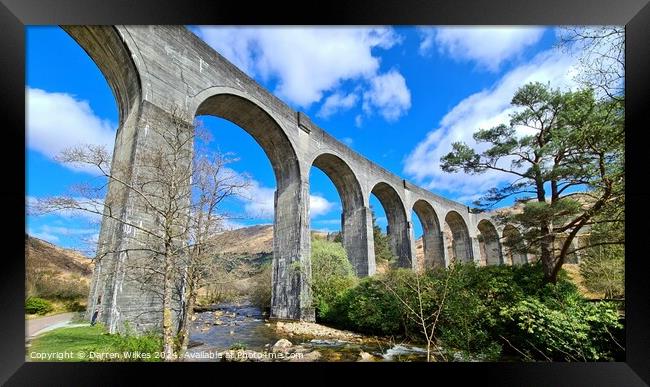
[412, 200, 445, 269]
[309, 153, 371, 277]
[370, 182, 413, 269]
[502, 224, 528, 265]
[193, 89, 310, 322]
[443, 211, 473, 264]
[61, 25, 510, 333]
[477, 219, 502, 266]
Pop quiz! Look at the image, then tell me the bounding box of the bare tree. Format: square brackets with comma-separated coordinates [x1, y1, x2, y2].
[32, 106, 249, 361]
[175, 149, 250, 357]
[380, 261, 456, 362]
[557, 26, 625, 102]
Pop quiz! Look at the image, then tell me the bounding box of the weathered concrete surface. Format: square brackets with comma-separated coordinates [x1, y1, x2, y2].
[64, 25, 520, 334]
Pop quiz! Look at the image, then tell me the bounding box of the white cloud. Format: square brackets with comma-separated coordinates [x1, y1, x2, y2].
[241, 180, 276, 219]
[27, 194, 105, 225]
[418, 28, 436, 56]
[362, 70, 411, 121]
[420, 26, 545, 72]
[317, 92, 358, 118]
[40, 224, 97, 236]
[309, 195, 335, 218]
[26, 87, 116, 173]
[192, 26, 411, 122]
[354, 115, 363, 128]
[27, 223, 98, 245]
[239, 178, 336, 220]
[403, 48, 580, 202]
[341, 137, 354, 146]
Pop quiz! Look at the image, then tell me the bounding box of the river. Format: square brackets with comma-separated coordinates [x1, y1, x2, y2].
[186, 301, 432, 362]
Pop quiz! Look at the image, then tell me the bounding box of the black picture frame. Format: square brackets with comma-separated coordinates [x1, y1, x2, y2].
[2, 0, 649, 385]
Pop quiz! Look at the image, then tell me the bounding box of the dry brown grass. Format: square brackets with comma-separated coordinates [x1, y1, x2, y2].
[562, 263, 604, 300]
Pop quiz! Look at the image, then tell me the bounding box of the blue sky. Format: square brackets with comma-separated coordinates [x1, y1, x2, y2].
[26, 25, 588, 251]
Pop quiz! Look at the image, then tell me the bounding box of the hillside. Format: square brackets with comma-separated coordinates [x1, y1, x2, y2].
[212, 224, 274, 255]
[25, 234, 93, 282]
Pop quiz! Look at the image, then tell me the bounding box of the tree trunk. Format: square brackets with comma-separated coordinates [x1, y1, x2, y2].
[540, 226, 557, 284]
[177, 288, 196, 357]
[162, 247, 175, 361]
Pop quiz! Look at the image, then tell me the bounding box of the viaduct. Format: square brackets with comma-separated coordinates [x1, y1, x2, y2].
[64, 25, 531, 333]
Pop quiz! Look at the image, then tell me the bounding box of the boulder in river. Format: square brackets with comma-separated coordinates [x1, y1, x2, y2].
[358, 351, 375, 362]
[272, 338, 293, 352]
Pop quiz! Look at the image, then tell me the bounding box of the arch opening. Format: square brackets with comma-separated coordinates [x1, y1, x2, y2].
[195, 92, 308, 321]
[502, 225, 527, 265]
[196, 94, 300, 190]
[477, 220, 502, 266]
[370, 182, 412, 268]
[311, 153, 370, 276]
[443, 211, 473, 264]
[412, 200, 445, 270]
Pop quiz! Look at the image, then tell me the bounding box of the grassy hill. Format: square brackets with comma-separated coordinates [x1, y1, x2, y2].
[26, 234, 93, 280]
[25, 234, 92, 314]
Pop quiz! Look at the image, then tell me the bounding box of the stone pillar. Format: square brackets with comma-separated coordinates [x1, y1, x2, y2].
[442, 228, 453, 267]
[365, 206, 378, 276]
[408, 221, 419, 271]
[343, 205, 375, 277]
[87, 100, 194, 334]
[471, 237, 482, 265]
[270, 179, 314, 321]
[389, 216, 414, 269]
[423, 229, 446, 270]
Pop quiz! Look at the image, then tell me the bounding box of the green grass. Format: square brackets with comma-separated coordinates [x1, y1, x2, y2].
[28, 324, 163, 362]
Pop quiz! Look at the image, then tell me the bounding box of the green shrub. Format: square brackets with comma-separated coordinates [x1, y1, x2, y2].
[310, 238, 357, 321]
[112, 323, 163, 361]
[324, 261, 623, 361]
[26, 297, 54, 315]
[500, 297, 623, 361]
[334, 276, 403, 335]
[250, 262, 272, 311]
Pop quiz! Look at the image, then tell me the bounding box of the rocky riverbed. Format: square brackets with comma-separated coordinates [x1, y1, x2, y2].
[185, 301, 432, 362]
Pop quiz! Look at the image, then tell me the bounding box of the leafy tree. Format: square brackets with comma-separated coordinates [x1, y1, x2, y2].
[440, 82, 624, 284]
[310, 238, 357, 320]
[371, 206, 394, 262]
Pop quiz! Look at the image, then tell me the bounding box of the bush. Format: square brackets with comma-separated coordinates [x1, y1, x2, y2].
[333, 276, 403, 335]
[113, 331, 163, 360]
[324, 262, 623, 361]
[310, 238, 357, 321]
[500, 297, 623, 361]
[250, 263, 272, 311]
[26, 297, 54, 315]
